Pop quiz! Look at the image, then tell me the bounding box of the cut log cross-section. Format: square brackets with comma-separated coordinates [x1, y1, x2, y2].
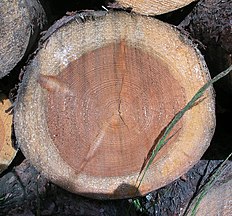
[14, 12, 215, 199]
[0, 0, 47, 79]
[0, 93, 16, 174]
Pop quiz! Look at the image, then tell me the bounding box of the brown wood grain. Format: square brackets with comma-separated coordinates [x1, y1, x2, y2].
[0, 93, 16, 173]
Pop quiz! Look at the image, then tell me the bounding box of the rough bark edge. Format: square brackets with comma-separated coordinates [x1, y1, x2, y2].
[40, 10, 107, 44]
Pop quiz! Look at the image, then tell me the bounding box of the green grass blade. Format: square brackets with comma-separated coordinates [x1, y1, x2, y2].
[136, 65, 232, 189]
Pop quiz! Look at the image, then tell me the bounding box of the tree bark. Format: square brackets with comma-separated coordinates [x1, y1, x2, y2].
[14, 11, 215, 199]
[108, 0, 197, 15]
[0, 0, 47, 79]
[180, 0, 232, 96]
[0, 93, 16, 174]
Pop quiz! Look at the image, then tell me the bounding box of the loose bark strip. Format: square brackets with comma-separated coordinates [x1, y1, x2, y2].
[0, 93, 16, 174]
[0, 0, 47, 79]
[14, 11, 215, 199]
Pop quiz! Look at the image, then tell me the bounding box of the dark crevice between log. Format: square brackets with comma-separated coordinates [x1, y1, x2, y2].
[0, 151, 25, 179]
[40, 0, 110, 24]
[203, 110, 232, 160]
[155, 1, 199, 25]
[40, 0, 199, 26]
[183, 160, 210, 213]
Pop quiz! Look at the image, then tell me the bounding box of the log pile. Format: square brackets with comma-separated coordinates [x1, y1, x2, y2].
[0, 0, 231, 210]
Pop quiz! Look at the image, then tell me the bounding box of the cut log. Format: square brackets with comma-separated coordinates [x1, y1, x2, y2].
[108, 0, 196, 15]
[180, 0, 232, 95]
[186, 177, 232, 216]
[0, 93, 16, 174]
[14, 12, 215, 199]
[0, 0, 47, 79]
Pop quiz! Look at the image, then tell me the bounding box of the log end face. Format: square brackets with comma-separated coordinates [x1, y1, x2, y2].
[40, 41, 186, 178]
[15, 12, 216, 198]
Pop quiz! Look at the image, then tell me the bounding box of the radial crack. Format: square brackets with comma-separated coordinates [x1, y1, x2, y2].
[118, 77, 129, 129]
[78, 126, 107, 173]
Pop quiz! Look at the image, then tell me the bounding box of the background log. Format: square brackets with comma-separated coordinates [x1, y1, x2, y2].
[108, 0, 197, 15]
[185, 175, 232, 216]
[0, 0, 47, 79]
[0, 93, 16, 174]
[180, 0, 232, 104]
[14, 11, 215, 199]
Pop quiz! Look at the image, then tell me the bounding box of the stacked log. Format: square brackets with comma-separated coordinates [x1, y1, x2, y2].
[14, 11, 215, 199]
[0, 0, 47, 78]
[0, 0, 231, 214]
[108, 0, 197, 15]
[180, 0, 232, 96]
[185, 177, 232, 216]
